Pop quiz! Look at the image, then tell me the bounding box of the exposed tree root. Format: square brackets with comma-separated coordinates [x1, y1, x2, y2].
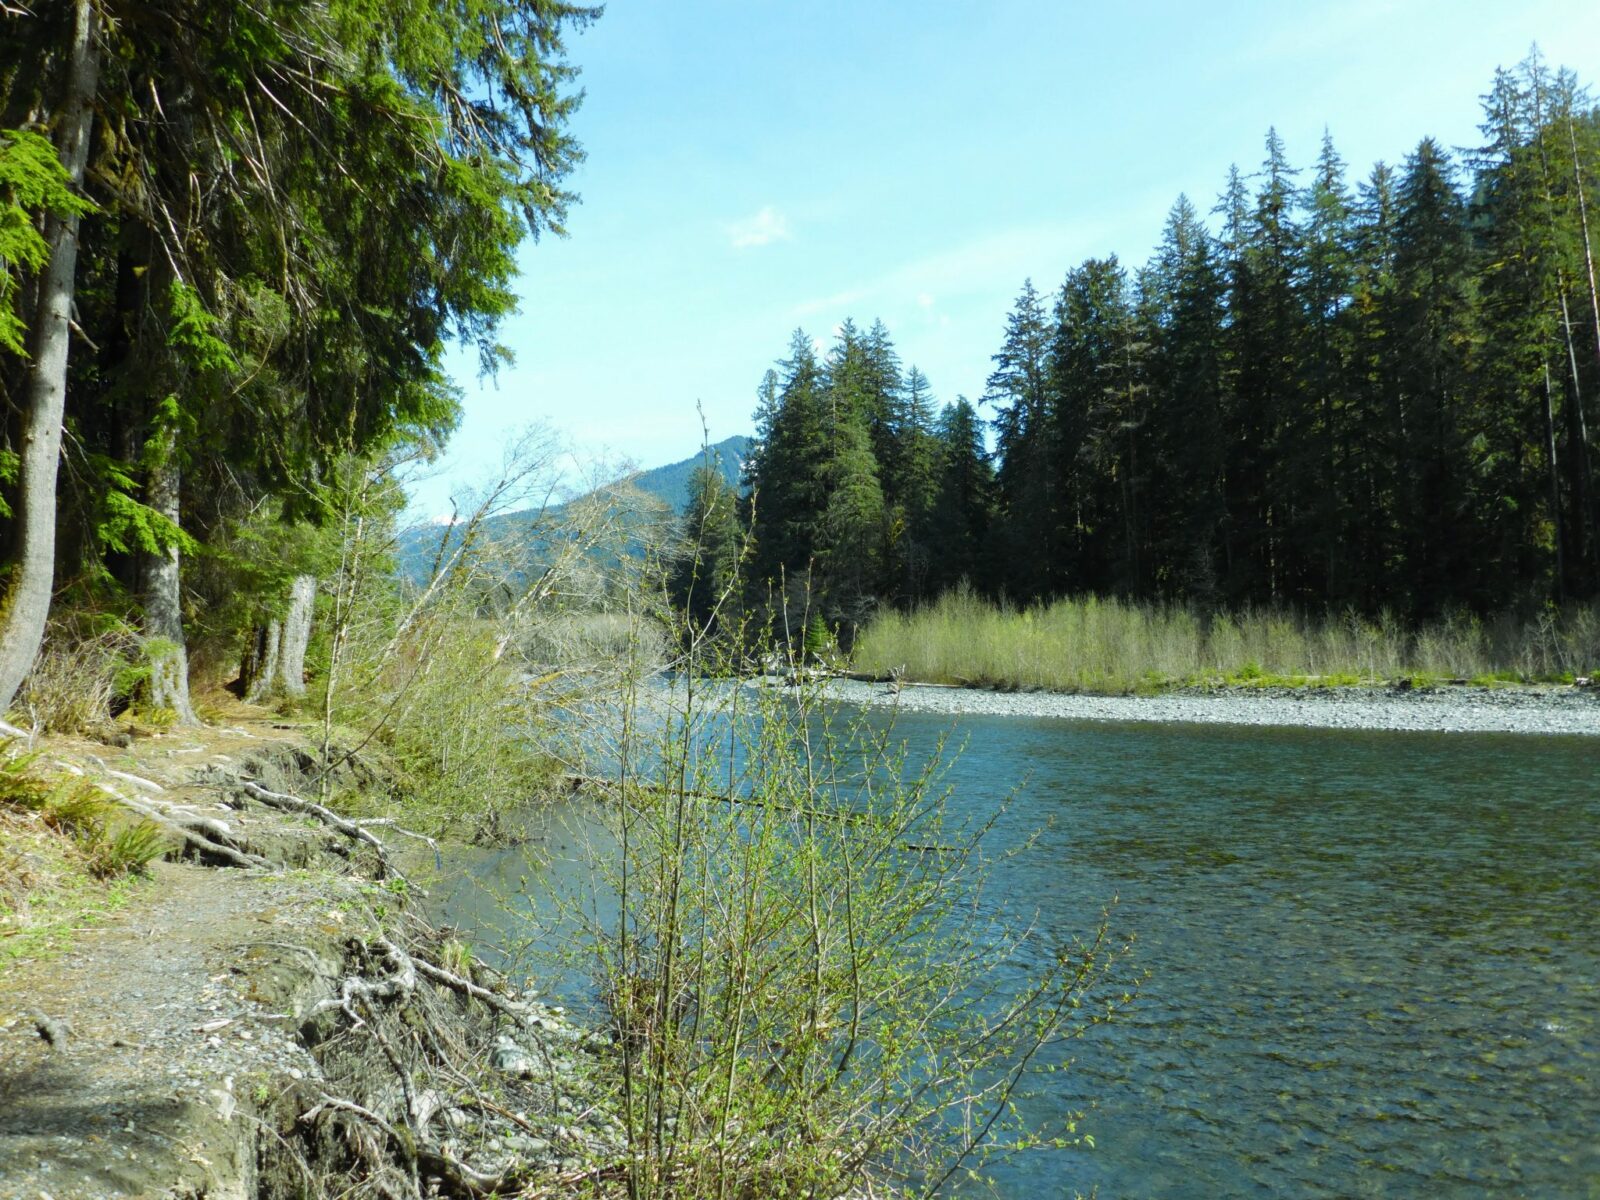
[272, 926, 623, 1200]
[114, 789, 273, 870]
[234, 780, 441, 885]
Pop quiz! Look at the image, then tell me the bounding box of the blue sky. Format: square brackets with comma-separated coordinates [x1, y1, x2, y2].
[411, 0, 1600, 518]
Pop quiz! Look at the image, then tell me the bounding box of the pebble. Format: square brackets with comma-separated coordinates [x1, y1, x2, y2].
[818, 680, 1600, 737]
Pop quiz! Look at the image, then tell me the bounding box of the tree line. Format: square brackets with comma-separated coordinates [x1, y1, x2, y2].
[0, 0, 595, 718]
[686, 53, 1600, 643]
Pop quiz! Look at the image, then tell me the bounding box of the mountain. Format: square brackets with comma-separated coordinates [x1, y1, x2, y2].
[623, 435, 751, 512]
[397, 435, 751, 582]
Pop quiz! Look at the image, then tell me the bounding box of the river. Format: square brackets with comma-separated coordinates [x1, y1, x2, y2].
[437, 701, 1600, 1198]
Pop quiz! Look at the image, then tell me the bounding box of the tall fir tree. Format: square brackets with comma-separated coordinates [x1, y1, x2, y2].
[1298, 130, 1359, 601]
[986, 280, 1054, 600]
[928, 398, 996, 597]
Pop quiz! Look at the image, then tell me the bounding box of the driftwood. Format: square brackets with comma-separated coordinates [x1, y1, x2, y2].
[235, 780, 439, 885]
[564, 771, 869, 825]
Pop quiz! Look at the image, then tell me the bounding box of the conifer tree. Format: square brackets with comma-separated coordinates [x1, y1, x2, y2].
[1299, 130, 1359, 600]
[669, 461, 744, 642]
[1390, 138, 1483, 612]
[986, 280, 1053, 599]
[1346, 161, 1409, 605]
[747, 331, 831, 598]
[927, 398, 995, 596]
[1239, 129, 1309, 600]
[1051, 257, 1143, 593]
[1474, 65, 1570, 602]
[1144, 196, 1228, 601]
[815, 415, 887, 631]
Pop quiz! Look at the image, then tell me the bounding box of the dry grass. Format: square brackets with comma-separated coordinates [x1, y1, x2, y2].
[12, 614, 142, 734]
[852, 587, 1600, 693]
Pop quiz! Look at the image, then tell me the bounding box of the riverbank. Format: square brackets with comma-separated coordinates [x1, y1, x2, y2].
[817, 678, 1600, 735]
[0, 705, 620, 1199]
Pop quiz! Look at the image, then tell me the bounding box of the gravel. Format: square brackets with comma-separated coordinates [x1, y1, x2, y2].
[814, 679, 1600, 736]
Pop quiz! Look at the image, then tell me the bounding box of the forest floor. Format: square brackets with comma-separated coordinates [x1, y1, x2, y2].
[0, 700, 616, 1200]
[816, 677, 1600, 735]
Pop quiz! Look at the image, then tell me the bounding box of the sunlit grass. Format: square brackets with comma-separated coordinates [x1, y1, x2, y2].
[852, 586, 1600, 694]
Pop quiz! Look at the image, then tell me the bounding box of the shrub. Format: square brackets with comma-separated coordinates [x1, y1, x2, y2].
[0, 748, 163, 881]
[559, 622, 1134, 1197]
[852, 591, 1600, 693]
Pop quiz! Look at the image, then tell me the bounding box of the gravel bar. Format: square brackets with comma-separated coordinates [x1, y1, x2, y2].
[815, 679, 1600, 736]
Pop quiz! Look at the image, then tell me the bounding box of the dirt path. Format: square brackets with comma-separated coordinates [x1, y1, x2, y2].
[0, 710, 358, 1200]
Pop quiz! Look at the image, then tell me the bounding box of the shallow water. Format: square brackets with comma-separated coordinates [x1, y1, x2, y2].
[438, 707, 1600, 1198]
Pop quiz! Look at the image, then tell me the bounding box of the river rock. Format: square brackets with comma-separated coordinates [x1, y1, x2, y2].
[490, 1033, 539, 1078]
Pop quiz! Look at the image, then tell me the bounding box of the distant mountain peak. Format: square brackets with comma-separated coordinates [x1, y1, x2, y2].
[395, 434, 752, 581]
[627, 435, 751, 514]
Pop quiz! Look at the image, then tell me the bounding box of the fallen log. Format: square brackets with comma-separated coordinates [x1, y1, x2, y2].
[563, 771, 869, 825]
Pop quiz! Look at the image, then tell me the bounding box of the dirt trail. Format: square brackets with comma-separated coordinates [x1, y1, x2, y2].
[0, 708, 359, 1200]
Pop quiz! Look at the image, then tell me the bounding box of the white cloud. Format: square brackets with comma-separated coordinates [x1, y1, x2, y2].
[794, 286, 868, 317]
[792, 219, 1123, 321]
[727, 205, 792, 249]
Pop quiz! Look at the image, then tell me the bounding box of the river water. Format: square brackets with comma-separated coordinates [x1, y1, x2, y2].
[438, 704, 1600, 1198]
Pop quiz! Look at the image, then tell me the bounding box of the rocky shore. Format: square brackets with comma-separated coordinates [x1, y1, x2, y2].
[819, 678, 1600, 736]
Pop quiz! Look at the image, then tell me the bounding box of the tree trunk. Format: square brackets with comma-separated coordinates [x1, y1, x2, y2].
[1559, 291, 1593, 579]
[1543, 361, 1567, 601]
[141, 434, 198, 724]
[1569, 113, 1600, 592]
[0, 0, 99, 713]
[278, 574, 315, 698]
[241, 574, 314, 702]
[1568, 112, 1600, 374]
[241, 620, 282, 704]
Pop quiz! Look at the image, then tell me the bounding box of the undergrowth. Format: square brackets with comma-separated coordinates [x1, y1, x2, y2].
[0, 747, 159, 963]
[853, 587, 1600, 693]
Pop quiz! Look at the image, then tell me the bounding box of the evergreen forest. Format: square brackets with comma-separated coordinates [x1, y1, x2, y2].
[700, 54, 1600, 645]
[0, 0, 596, 719]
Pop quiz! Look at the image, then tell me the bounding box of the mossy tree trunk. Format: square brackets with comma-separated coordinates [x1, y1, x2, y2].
[140, 434, 197, 724]
[241, 574, 313, 702]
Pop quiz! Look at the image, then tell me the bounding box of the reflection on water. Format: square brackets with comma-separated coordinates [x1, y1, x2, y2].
[436, 705, 1600, 1198]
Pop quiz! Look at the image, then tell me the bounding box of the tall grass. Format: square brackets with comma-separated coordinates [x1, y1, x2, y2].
[852, 587, 1600, 693]
[13, 613, 143, 733]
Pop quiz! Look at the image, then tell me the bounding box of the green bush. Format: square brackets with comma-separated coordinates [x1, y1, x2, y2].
[559, 623, 1134, 1198]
